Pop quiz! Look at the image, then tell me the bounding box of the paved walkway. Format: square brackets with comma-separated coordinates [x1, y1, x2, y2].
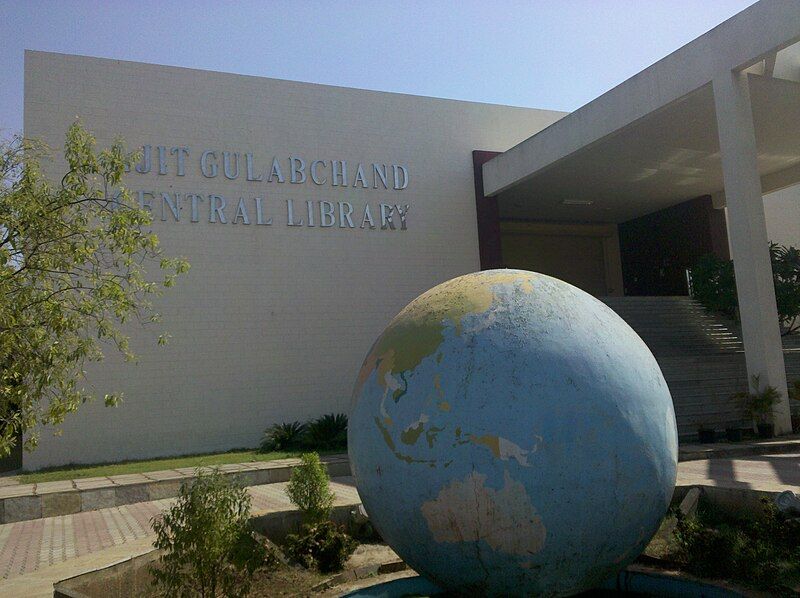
[0, 477, 359, 597]
[3, 453, 800, 597]
[678, 435, 800, 462]
[677, 452, 800, 491]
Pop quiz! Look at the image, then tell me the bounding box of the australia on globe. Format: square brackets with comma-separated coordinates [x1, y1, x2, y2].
[348, 269, 678, 596]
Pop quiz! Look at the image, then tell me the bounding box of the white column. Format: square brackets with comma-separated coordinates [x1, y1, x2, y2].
[713, 70, 791, 434]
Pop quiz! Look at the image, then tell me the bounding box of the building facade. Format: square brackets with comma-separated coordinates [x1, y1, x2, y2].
[22, 3, 800, 469]
[24, 51, 568, 469]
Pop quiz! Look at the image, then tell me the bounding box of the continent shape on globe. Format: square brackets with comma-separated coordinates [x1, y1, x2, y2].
[348, 269, 678, 597]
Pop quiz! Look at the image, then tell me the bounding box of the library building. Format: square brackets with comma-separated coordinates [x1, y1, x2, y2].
[21, 0, 800, 469]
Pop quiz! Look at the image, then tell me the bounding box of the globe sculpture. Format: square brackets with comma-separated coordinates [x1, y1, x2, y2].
[348, 269, 678, 596]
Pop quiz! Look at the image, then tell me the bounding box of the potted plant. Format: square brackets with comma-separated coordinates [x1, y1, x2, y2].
[735, 374, 782, 439]
[697, 425, 715, 444]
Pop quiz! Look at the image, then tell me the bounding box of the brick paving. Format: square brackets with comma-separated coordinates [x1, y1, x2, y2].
[0, 477, 358, 582]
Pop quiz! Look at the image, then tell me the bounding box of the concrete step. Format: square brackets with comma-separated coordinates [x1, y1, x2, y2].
[597, 296, 799, 437]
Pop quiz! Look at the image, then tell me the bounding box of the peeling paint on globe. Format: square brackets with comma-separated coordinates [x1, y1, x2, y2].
[348, 269, 678, 596]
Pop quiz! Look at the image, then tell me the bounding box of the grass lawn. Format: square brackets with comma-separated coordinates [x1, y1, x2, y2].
[16, 448, 339, 484]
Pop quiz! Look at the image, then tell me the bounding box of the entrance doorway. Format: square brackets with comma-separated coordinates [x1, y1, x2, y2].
[499, 222, 624, 297]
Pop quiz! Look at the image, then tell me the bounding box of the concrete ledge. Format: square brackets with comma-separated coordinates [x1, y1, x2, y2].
[0, 454, 350, 524]
[673, 484, 775, 517]
[250, 502, 358, 544]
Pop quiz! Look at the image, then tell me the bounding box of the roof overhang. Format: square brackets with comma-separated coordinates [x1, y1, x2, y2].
[483, 0, 800, 224]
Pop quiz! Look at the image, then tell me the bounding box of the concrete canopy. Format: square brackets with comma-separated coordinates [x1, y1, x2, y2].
[483, 0, 800, 435]
[484, 0, 800, 224]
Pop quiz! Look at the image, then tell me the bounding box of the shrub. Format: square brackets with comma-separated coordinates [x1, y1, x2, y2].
[151, 469, 273, 597]
[285, 452, 335, 524]
[285, 520, 358, 573]
[304, 413, 348, 450]
[734, 374, 782, 424]
[260, 421, 307, 452]
[690, 253, 737, 319]
[674, 498, 800, 590]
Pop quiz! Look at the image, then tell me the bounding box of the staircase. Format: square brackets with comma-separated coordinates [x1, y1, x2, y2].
[599, 296, 800, 439]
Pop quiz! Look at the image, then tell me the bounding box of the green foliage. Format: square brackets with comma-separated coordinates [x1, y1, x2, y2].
[0, 123, 188, 456]
[263, 413, 348, 453]
[151, 469, 275, 597]
[690, 244, 800, 334]
[260, 421, 307, 452]
[285, 452, 335, 524]
[789, 379, 800, 402]
[285, 520, 357, 573]
[772, 243, 800, 335]
[690, 254, 738, 319]
[734, 374, 782, 423]
[673, 498, 800, 591]
[304, 413, 348, 450]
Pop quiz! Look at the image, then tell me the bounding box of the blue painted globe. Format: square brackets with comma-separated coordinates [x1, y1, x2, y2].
[348, 270, 678, 596]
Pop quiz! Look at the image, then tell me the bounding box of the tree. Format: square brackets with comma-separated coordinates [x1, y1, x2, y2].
[0, 122, 189, 456]
[690, 244, 800, 335]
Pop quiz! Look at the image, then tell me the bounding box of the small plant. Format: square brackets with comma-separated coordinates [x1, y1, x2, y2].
[151, 469, 272, 597]
[673, 498, 800, 590]
[260, 421, 307, 452]
[285, 520, 358, 573]
[285, 452, 335, 523]
[304, 413, 348, 450]
[735, 374, 782, 424]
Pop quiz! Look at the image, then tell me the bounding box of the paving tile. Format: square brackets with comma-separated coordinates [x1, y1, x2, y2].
[80, 489, 115, 512]
[235, 462, 260, 470]
[148, 481, 182, 500]
[73, 479, 115, 491]
[41, 493, 81, 518]
[248, 461, 277, 470]
[216, 464, 249, 473]
[114, 485, 149, 506]
[0, 485, 36, 500]
[172, 467, 201, 475]
[34, 481, 75, 495]
[232, 471, 259, 487]
[73, 477, 112, 485]
[3, 497, 41, 523]
[140, 470, 184, 482]
[106, 474, 149, 486]
[265, 467, 292, 484]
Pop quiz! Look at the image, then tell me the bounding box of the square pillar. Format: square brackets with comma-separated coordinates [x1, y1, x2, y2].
[713, 71, 791, 434]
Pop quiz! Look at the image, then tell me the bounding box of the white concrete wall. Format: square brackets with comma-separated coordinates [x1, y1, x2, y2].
[764, 184, 800, 248]
[23, 51, 564, 469]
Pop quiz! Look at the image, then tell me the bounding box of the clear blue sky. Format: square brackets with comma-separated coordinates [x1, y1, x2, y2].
[1, 0, 757, 136]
